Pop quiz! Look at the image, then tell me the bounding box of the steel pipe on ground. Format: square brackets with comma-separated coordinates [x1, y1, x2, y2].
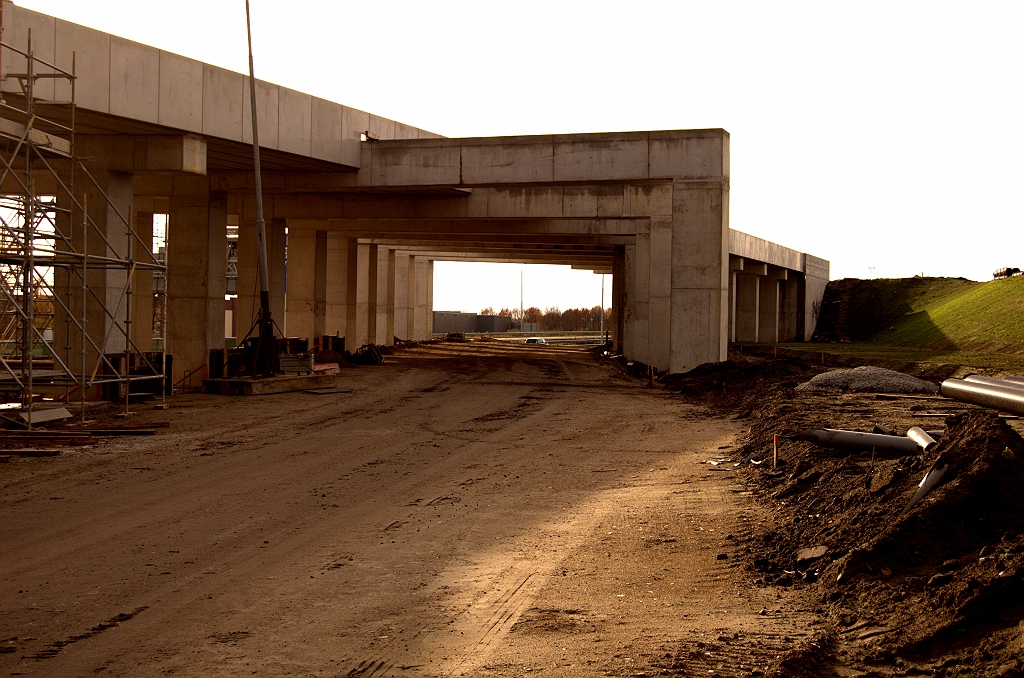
[1003, 375, 1024, 385]
[906, 426, 938, 451]
[963, 374, 1024, 392]
[940, 378, 1024, 417]
[792, 428, 921, 453]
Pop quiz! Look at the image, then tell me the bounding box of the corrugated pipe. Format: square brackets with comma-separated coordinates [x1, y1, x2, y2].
[963, 374, 1024, 392]
[940, 378, 1024, 417]
[1002, 375, 1024, 385]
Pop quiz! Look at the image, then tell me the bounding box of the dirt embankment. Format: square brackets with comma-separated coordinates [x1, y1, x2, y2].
[666, 354, 1024, 677]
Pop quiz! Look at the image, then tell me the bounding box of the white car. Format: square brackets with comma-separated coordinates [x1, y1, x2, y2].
[525, 337, 547, 345]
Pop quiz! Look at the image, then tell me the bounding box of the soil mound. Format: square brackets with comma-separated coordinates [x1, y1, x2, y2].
[794, 366, 938, 394]
[662, 355, 820, 411]
[743, 409, 1024, 676]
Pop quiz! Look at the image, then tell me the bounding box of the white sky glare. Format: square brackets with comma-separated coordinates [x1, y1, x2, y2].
[16, 0, 1024, 312]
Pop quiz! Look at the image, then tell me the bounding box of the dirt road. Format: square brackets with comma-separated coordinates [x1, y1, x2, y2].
[1, 343, 820, 676]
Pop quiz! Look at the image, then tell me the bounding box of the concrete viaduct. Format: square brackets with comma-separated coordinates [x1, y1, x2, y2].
[1, 2, 828, 378]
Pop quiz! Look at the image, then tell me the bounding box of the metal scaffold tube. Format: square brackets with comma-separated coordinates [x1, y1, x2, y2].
[244, 0, 278, 377]
[0, 25, 167, 417]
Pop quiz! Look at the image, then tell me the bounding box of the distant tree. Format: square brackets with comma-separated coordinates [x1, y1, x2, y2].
[540, 306, 562, 331]
[480, 307, 496, 315]
[523, 307, 543, 324]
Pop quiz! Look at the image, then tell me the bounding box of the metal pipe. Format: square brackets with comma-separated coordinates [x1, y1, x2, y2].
[791, 428, 921, 453]
[906, 426, 937, 451]
[940, 378, 1024, 417]
[245, 0, 277, 377]
[963, 374, 1024, 392]
[1002, 375, 1024, 385]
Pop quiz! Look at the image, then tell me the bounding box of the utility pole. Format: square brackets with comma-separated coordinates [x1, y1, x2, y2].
[245, 0, 278, 376]
[600, 274, 604, 337]
[519, 267, 524, 332]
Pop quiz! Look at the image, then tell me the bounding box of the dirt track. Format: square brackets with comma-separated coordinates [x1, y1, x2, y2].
[1, 343, 821, 676]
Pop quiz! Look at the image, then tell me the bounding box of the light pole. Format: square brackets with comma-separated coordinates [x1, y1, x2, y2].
[520, 267, 524, 332]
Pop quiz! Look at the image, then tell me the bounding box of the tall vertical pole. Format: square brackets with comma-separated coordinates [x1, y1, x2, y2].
[245, 0, 277, 376]
[520, 267, 523, 332]
[600, 273, 604, 336]
[24, 29, 34, 427]
[81, 194, 87, 422]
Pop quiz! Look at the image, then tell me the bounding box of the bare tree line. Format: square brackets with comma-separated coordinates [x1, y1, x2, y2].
[479, 306, 612, 332]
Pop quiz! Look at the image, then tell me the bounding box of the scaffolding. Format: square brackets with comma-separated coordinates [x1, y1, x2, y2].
[0, 29, 167, 425]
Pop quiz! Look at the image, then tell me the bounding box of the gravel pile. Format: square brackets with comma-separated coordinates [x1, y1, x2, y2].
[794, 365, 938, 394]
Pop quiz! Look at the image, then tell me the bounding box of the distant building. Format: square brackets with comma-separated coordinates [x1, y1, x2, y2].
[433, 312, 512, 335]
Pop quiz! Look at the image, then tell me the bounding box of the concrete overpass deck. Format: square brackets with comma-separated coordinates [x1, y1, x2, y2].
[0, 1, 828, 378]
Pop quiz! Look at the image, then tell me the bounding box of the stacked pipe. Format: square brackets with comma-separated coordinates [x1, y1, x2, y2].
[940, 374, 1024, 416]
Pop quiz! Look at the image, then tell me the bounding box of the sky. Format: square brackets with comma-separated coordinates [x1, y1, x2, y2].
[16, 0, 1024, 313]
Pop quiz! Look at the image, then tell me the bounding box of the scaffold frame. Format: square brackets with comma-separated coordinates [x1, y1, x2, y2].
[0, 29, 168, 425]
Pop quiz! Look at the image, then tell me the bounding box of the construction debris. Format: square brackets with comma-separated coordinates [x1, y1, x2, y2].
[940, 377, 1024, 416]
[905, 425, 938, 451]
[733, 384, 1024, 675]
[18, 407, 71, 424]
[795, 365, 939, 394]
[788, 428, 921, 453]
[902, 446, 951, 513]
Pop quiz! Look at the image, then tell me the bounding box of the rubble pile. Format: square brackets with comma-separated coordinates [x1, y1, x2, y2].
[662, 354, 822, 411]
[740, 400, 1024, 676]
[794, 365, 939, 394]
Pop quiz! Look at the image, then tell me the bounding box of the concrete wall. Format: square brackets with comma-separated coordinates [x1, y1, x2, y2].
[432, 312, 512, 334]
[1, 1, 440, 170]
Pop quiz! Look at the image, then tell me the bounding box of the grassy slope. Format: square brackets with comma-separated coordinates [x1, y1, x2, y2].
[874, 276, 1024, 350]
[786, 276, 1024, 371]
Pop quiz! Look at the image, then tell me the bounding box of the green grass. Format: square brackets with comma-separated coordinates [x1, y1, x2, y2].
[873, 276, 1024, 350]
[782, 276, 1024, 373]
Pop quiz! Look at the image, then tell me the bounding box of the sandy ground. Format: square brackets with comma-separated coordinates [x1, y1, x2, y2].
[1, 343, 821, 677]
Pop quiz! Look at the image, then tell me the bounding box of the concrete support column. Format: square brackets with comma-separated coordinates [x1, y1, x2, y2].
[132, 210, 154, 351]
[324, 233, 349, 339]
[758, 277, 780, 344]
[374, 247, 394, 346]
[802, 255, 830, 341]
[166, 176, 226, 377]
[621, 243, 642, 363]
[54, 168, 134, 376]
[669, 180, 729, 373]
[426, 260, 434, 337]
[648, 217, 672, 370]
[236, 215, 285, 342]
[612, 251, 625, 353]
[734, 274, 759, 343]
[313, 230, 328, 339]
[622, 216, 675, 367]
[779, 277, 799, 342]
[343, 237, 359, 346]
[354, 243, 378, 347]
[393, 252, 410, 341]
[728, 257, 745, 343]
[410, 256, 430, 340]
[284, 229, 315, 341]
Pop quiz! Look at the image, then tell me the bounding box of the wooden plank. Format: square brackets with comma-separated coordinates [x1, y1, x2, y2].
[19, 407, 72, 424]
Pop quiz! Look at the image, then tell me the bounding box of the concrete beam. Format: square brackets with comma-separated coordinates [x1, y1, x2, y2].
[2, 2, 439, 168]
[359, 130, 728, 187]
[77, 135, 207, 175]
